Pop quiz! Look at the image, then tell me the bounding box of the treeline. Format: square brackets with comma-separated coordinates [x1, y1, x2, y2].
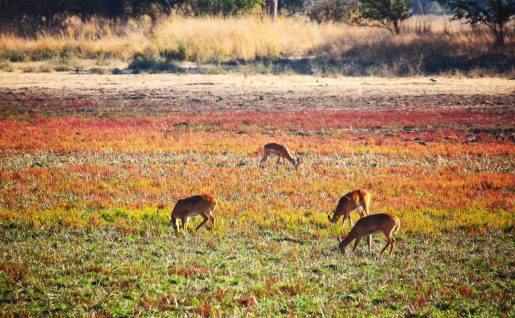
[0, 0, 262, 24]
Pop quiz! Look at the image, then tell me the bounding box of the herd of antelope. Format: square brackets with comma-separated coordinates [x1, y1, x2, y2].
[164, 143, 400, 256]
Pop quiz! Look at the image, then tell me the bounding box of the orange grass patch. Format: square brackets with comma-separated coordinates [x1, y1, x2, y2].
[0, 110, 513, 236]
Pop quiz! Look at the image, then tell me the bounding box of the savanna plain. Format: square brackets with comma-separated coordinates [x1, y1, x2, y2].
[0, 73, 514, 317]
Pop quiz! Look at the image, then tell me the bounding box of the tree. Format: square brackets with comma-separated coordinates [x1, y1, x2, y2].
[156, 0, 185, 14]
[358, 0, 413, 35]
[265, 0, 278, 20]
[306, 0, 358, 23]
[281, 0, 305, 15]
[177, 0, 262, 16]
[438, 0, 515, 46]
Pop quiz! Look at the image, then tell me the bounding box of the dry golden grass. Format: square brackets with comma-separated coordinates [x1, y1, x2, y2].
[0, 15, 512, 75]
[152, 16, 347, 62]
[0, 15, 465, 61]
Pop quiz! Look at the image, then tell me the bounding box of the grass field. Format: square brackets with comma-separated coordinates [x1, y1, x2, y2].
[0, 74, 514, 316]
[1, 15, 513, 75]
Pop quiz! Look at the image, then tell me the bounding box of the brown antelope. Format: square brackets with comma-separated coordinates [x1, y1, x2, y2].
[328, 189, 371, 228]
[338, 213, 400, 255]
[167, 194, 216, 236]
[260, 143, 303, 169]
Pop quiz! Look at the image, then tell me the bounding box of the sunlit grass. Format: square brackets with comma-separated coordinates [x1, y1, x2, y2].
[0, 111, 513, 236]
[0, 15, 501, 63]
[0, 225, 512, 316]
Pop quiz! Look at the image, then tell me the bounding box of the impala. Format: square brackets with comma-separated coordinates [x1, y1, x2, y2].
[328, 189, 371, 228]
[260, 143, 303, 169]
[167, 194, 216, 236]
[338, 213, 400, 255]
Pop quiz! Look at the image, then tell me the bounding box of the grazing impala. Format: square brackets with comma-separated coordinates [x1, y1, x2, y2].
[328, 189, 371, 228]
[338, 213, 400, 255]
[168, 194, 216, 236]
[260, 143, 303, 169]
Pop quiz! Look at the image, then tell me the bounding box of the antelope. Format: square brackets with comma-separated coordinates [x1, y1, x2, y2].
[328, 189, 371, 228]
[260, 143, 303, 169]
[167, 194, 216, 236]
[338, 213, 400, 255]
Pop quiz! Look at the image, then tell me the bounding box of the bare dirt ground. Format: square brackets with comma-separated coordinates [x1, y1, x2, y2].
[0, 73, 514, 117]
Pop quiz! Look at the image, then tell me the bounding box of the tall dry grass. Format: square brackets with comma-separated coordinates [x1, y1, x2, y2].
[152, 16, 348, 62]
[0, 15, 466, 61]
[312, 19, 514, 75]
[0, 16, 346, 62]
[0, 16, 154, 61]
[0, 15, 512, 75]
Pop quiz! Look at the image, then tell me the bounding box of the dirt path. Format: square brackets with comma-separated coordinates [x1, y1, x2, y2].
[0, 73, 513, 116]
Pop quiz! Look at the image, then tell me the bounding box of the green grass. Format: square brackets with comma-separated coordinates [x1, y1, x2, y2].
[1, 222, 512, 317]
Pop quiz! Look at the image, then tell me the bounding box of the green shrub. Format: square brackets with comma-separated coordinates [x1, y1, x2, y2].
[38, 65, 53, 73]
[204, 66, 228, 74]
[22, 65, 37, 73]
[5, 51, 24, 62]
[0, 60, 14, 72]
[89, 67, 107, 74]
[128, 53, 184, 73]
[161, 41, 189, 61]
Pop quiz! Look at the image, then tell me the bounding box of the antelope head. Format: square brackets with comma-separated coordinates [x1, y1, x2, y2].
[293, 154, 303, 169]
[328, 211, 338, 223]
[337, 237, 347, 253]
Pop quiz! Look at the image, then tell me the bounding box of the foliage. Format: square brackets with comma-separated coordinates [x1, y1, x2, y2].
[280, 0, 306, 15]
[128, 53, 184, 72]
[358, 0, 413, 34]
[0, 60, 14, 72]
[411, 0, 447, 14]
[0, 0, 264, 35]
[437, 0, 515, 46]
[176, 0, 264, 16]
[305, 0, 359, 23]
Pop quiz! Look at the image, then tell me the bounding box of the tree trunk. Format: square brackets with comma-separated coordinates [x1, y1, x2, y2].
[393, 20, 400, 35]
[493, 22, 505, 46]
[265, 0, 278, 21]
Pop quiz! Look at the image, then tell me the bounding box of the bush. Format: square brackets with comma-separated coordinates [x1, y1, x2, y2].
[168, 0, 263, 16]
[161, 40, 189, 61]
[306, 0, 358, 23]
[437, 0, 515, 46]
[0, 60, 14, 72]
[128, 53, 184, 73]
[358, 0, 413, 35]
[281, 0, 305, 15]
[2, 51, 24, 62]
[89, 67, 107, 74]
